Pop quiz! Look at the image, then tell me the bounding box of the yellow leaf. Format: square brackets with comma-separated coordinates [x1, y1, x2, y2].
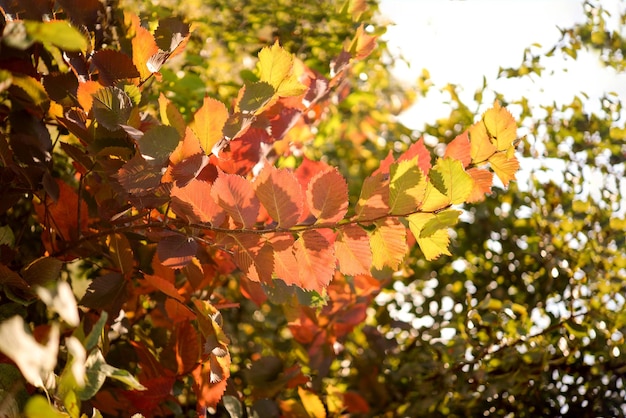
[298, 387, 326, 418]
[469, 120, 497, 164]
[489, 153, 520, 187]
[408, 213, 452, 261]
[258, 41, 306, 97]
[388, 158, 427, 215]
[370, 218, 406, 270]
[421, 158, 473, 211]
[483, 101, 517, 151]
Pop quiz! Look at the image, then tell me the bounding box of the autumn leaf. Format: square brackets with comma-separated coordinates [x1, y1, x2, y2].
[469, 120, 497, 164]
[307, 168, 349, 224]
[489, 153, 520, 187]
[294, 230, 335, 292]
[269, 233, 299, 286]
[483, 101, 517, 151]
[158, 93, 186, 137]
[407, 211, 459, 261]
[174, 321, 201, 375]
[130, 13, 159, 80]
[388, 158, 427, 215]
[157, 234, 198, 269]
[190, 96, 229, 155]
[347, 24, 377, 60]
[398, 137, 431, 175]
[137, 125, 180, 166]
[142, 274, 184, 302]
[91, 49, 140, 86]
[298, 387, 326, 418]
[211, 171, 260, 228]
[444, 131, 471, 167]
[219, 233, 273, 283]
[107, 233, 134, 274]
[258, 41, 306, 97]
[466, 167, 494, 203]
[355, 172, 389, 220]
[335, 224, 372, 275]
[76, 80, 103, 113]
[370, 218, 406, 270]
[170, 178, 226, 226]
[254, 165, 303, 228]
[421, 158, 474, 211]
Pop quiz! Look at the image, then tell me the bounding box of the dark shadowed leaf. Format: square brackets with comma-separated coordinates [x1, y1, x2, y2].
[137, 125, 180, 166]
[157, 234, 198, 269]
[92, 86, 133, 131]
[80, 273, 127, 318]
[91, 50, 140, 86]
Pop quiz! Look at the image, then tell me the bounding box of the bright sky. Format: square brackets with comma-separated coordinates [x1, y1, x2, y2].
[379, 0, 626, 130]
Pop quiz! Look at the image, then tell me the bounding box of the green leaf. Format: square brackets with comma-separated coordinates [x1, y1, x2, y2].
[76, 349, 107, 401]
[92, 86, 133, 131]
[82, 312, 108, 352]
[24, 20, 88, 51]
[137, 125, 181, 166]
[0, 225, 15, 247]
[24, 395, 68, 418]
[239, 81, 275, 115]
[420, 209, 461, 238]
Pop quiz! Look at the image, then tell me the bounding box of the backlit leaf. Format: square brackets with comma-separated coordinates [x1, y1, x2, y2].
[36, 281, 79, 327]
[298, 387, 326, 418]
[269, 233, 299, 285]
[191, 96, 229, 155]
[421, 158, 473, 211]
[23, 20, 88, 51]
[174, 321, 201, 375]
[466, 167, 494, 203]
[220, 233, 273, 283]
[407, 212, 453, 261]
[159, 93, 186, 137]
[420, 209, 461, 237]
[469, 120, 497, 164]
[171, 178, 226, 226]
[130, 13, 159, 80]
[355, 172, 389, 220]
[76, 80, 101, 113]
[294, 230, 335, 292]
[9, 74, 49, 116]
[370, 218, 406, 270]
[444, 131, 472, 167]
[157, 234, 198, 269]
[211, 172, 260, 228]
[398, 137, 431, 175]
[389, 159, 426, 215]
[489, 153, 520, 187]
[255, 165, 303, 228]
[258, 41, 306, 97]
[143, 274, 184, 302]
[307, 168, 348, 224]
[348, 24, 377, 60]
[483, 101, 517, 151]
[154, 17, 190, 56]
[335, 224, 372, 275]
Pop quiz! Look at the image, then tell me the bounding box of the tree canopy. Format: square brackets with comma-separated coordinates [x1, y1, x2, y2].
[0, 0, 623, 417]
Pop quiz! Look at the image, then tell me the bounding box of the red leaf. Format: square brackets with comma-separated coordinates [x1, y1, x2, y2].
[372, 150, 394, 176]
[191, 96, 229, 155]
[174, 321, 201, 375]
[398, 137, 431, 175]
[211, 171, 260, 228]
[294, 157, 331, 222]
[294, 230, 335, 292]
[254, 165, 303, 228]
[343, 391, 370, 414]
[306, 168, 348, 224]
[91, 49, 140, 86]
[170, 178, 225, 226]
[219, 233, 273, 283]
[116, 154, 162, 195]
[157, 234, 197, 269]
[335, 224, 372, 275]
[444, 131, 471, 167]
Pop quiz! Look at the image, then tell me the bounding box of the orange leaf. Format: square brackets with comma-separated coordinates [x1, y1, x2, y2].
[398, 137, 431, 176]
[355, 172, 389, 221]
[164, 298, 196, 323]
[191, 96, 229, 155]
[191, 360, 229, 410]
[142, 274, 184, 302]
[348, 23, 377, 60]
[255, 165, 303, 228]
[294, 157, 332, 222]
[335, 224, 372, 275]
[174, 321, 201, 375]
[307, 168, 348, 224]
[489, 153, 519, 187]
[170, 128, 204, 166]
[269, 232, 300, 285]
[129, 13, 159, 81]
[370, 218, 406, 270]
[171, 178, 225, 226]
[294, 230, 335, 292]
[76, 80, 101, 113]
[211, 171, 260, 228]
[466, 167, 493, 203]
[444, 131, 471, 167]
[220, 233, 273, 283]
